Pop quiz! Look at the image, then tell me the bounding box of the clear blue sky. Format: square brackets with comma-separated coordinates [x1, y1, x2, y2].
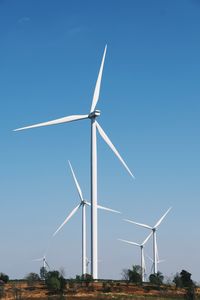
[0, 0, 200, 281]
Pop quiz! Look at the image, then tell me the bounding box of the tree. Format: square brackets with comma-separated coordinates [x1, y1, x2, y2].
[122, 265, 142, 284]
[45, 270, 66, 294]
[25, 272, 40, 286]
[173, 270, 194, 289]
[180, 270, 193, 288]
[173, 272, 183, 288]
[0, 273, 9, 284]
[121, 269, 130, 281]
[149, 271, 164, 285]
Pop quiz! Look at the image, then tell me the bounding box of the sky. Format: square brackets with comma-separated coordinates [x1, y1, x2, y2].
[0, 0, 200, 281]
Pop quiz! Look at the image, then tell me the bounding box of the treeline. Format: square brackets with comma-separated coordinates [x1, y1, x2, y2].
[0, 267, 198, 299]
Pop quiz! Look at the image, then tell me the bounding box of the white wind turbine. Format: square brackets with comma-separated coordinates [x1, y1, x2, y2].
[53, 160, 120, 276]
[33, 254, 50, 270]
[118, 232, 152, 282]
[14, 46, 134, 279]
[146, 252, 165, 274]
[124, 207, 171, 274]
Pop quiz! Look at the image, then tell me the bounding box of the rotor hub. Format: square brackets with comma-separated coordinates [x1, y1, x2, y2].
[88, 110, 101, 119]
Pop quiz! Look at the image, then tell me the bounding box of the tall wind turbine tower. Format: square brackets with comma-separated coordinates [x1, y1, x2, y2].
[14, 46, 134, 279]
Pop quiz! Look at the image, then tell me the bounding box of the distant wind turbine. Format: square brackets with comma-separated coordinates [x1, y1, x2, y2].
[53, 160, 120, 276]
[118, 232, 152, 282]
[124, 207, 172, 274]
[146, 252, 165, 274]
[14, 46, 134, 279]
[33, 254, 50, 270]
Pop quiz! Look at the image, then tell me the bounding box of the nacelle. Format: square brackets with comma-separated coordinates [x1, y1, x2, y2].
[89, 110, 101, 118]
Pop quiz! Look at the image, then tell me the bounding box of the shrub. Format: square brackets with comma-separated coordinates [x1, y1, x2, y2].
[149, 271, 164, 285]
[45, 270, 66, 294]
[24, 272, 40, 286]
[0, 273, 9, 284]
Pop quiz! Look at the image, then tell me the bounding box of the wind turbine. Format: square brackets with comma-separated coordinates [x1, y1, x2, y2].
[53, 160, 120, 277]
[33, 254, 50, 270]
[118, 232, 152, 282]
[14, 46, 134, 279]
[124, 207, 171, 274]
[146, 253, 165, 274]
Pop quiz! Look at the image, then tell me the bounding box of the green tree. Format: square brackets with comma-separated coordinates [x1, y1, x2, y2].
[121, 269, 129, 281]
[180, 270, 193, 288]
[25, 272, 40, 286]
[45, 270, 66, 294]
[122, 265, 142, 284]
[0, 273, 9, 283]
[173, 270, 196, 299]
[173, 272, 183, 288]
[149, 271, 164, 285]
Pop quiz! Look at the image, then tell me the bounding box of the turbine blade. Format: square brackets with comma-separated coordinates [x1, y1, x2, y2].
[14, 114, 89, 131]
[158, 259, 165, 263]
[97, 204, 121, 214]
[33, 258, 42, 262]
[124, 219, 152, 230]
[86, 201, 120, 214]
[53, 203, 81, 237]
[146, 254, 153, 263]
[118, 238, 140, 247]
[96, 121, 134, 178]
[142, 231, 153, 246]
[154, 207, 172, 228]
[68, 161, 83, 202]
[90, 45, 107, 113]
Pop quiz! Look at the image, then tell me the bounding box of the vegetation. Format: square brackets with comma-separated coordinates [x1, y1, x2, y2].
[122, 265, 142, 284]
[24, 272, 40, 286]
[173, 270, 196, 300]
[149, 271, 164, 285]
[45, 270, 66, 294]
[0, 267, 199, 299]
[0, 272, 9, 283]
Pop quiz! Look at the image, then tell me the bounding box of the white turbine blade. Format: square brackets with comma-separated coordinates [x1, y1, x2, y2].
[86, 200, 120, 213]
[146, 254, 153, 263]
[142, 231, 153, 246]
[90, 45, 107, 113]
[97, 204, 121, 214]
[154, 207, 172, 229]
[118, 238, 140, 247]
[124, 219, 152, 230]
[14, 114, 89, 131]
[96, 121, 134, 178]
[53, 203, 81, 237]
[33, 258, 42, 262]
[68, 161, 83, 202]
[158, 259, 165, 263]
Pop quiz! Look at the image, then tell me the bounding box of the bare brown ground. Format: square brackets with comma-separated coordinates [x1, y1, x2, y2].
[1, 281, 199, 299]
